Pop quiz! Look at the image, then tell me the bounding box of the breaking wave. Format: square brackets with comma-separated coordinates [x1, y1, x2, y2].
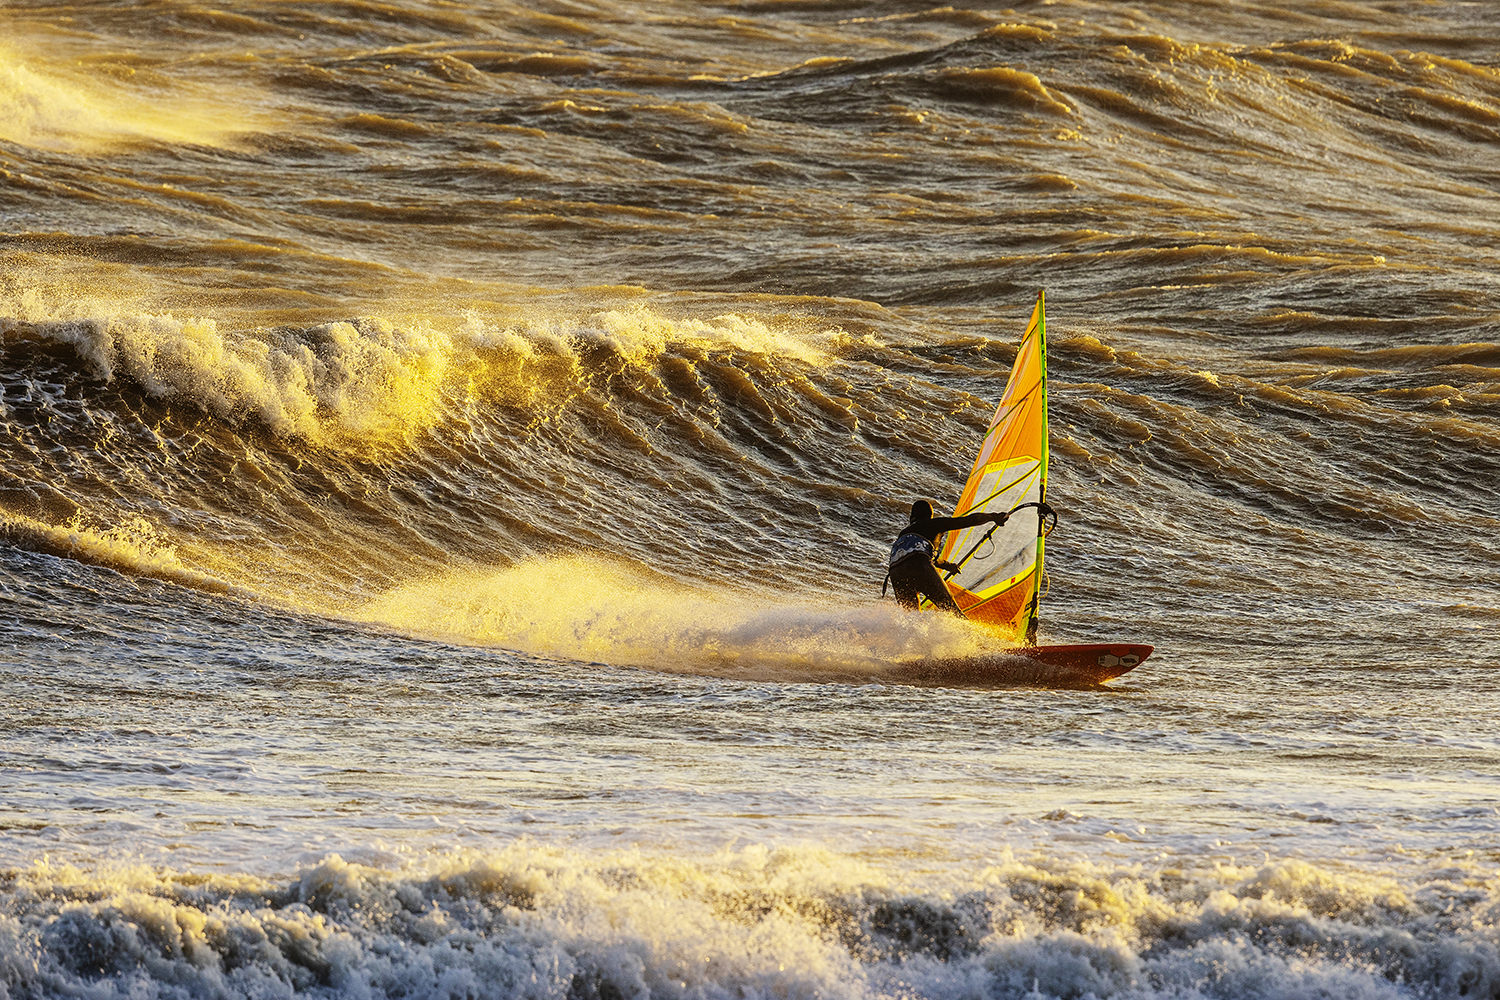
[4, 847, 1497, 1000]
[0, 291, 847, 454]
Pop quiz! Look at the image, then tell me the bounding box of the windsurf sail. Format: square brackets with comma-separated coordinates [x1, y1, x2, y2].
[934, 291, 1049, 644]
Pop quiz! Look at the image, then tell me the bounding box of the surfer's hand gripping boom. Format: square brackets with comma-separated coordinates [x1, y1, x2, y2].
[942, 501, 1057, 580]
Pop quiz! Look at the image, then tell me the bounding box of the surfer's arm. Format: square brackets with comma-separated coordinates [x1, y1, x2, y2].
[926, 511, 1006, 534]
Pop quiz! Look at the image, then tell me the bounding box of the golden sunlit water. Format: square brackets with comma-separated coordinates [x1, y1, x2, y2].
[3, 2, 1499, 998]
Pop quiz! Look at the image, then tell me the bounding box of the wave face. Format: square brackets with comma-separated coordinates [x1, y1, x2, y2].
[3, 0, 1500, 997]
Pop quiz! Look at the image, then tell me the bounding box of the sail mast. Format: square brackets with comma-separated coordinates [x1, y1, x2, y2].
[1024, 289, 1048, 645]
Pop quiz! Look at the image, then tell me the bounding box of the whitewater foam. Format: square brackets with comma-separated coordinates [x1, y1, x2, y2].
[3, 846, 1497, 1000]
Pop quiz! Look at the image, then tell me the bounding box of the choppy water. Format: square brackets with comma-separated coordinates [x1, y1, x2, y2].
[3, 1, 1500, 997]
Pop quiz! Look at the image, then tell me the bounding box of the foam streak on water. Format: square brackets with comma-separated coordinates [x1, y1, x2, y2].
[2, 1, 1500, 997]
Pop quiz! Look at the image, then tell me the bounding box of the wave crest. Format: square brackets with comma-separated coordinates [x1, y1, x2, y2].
[2, 294, 847, 454]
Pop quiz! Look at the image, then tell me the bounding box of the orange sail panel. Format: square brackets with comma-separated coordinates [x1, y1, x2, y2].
[936, 291, 1049, 642]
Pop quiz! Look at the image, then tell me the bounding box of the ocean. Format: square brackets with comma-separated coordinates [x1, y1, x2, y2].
[3, 1, 1500, 997]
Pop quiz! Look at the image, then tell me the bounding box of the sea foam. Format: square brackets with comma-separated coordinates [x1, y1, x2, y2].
[2, 846, 1496, 1000]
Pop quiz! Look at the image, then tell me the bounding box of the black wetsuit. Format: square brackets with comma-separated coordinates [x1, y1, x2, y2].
[887, 512, 999, 614]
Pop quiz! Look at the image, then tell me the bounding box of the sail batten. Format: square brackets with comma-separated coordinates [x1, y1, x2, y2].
[936, 291, 1049, 644]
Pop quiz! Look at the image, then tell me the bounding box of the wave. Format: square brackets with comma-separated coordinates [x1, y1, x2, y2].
[0, 288, 904, 612]
[2, 312, 455, 451]
[0, 510, 241, 595]
[0, 291, 849, 454]
[2, 847, 1496, 1000]
[0, 40, 269, 153]
[4, 278, 1496, 643]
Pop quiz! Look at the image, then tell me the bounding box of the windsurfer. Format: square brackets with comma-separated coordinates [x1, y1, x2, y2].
[887, 500, 1007, 615]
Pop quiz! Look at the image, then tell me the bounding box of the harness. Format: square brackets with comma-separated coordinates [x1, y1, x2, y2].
[881, 530, 933, 597]
[887, 531, 933, 568]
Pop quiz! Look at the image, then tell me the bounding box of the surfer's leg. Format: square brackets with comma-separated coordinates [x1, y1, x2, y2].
[889, 558, 922, 610]
[914, 560, 965, 616]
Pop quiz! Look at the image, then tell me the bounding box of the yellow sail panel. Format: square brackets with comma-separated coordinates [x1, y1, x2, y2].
[937, 291, 1048, 643]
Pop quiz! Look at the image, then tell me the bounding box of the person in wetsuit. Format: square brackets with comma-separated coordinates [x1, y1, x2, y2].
[887, 499, 1007, 615]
